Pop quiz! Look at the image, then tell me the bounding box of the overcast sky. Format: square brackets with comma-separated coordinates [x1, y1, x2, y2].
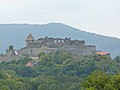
[0, 0, 120, 38]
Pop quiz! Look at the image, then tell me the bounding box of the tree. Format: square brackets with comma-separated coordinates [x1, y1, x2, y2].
[114, 55, 120, 64]
[81, 70, 116, 90]
[112, 73, 120, 89]
[0, 70, 17, 79]
[38, 52, 45, 59]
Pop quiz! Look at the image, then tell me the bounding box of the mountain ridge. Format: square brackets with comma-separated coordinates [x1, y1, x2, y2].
[1, 23, 120, 40]
[0, 23, 120, 57]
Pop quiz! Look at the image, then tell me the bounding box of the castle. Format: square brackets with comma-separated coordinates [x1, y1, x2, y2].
[17, 34, 96, 57]
[1, 32, 114, 62]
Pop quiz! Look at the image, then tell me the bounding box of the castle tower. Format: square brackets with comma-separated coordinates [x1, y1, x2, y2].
[25, 33, 35, 45]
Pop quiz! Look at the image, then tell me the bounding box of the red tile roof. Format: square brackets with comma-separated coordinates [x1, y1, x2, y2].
[96, 51, 110, 56]
[26, 62, 33, 67]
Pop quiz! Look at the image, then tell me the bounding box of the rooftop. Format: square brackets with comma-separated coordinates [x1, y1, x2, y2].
[96, 51, 110, 56]
[26, 33, 35, 41]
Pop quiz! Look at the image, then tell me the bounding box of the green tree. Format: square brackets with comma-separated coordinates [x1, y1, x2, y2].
[82, 70, 116, 90]
[0, 70, 17, 79]
[38, 52, 45, 59]
[114, 55, 120, 64]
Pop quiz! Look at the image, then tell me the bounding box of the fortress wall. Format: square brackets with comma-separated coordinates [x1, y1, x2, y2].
[18, 48, 40, 56]
[18, 45, 96, 57]
[62, 46, 87, 55]
[62, 45, 96, 56]
[27, 43, 41, 48]
[78, 42, 85, 46]
[19, 35, 96, 57]
[18, 47, 57, 57]
[0, 35, 97, 61]
[85, 45, 96, 55]
[0, 55, 22, 62]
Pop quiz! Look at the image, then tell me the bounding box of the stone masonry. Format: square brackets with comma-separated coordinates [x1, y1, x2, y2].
[18, 34, 96, 57]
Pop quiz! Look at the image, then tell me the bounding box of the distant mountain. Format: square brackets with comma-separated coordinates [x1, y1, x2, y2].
[0, 23, 120, 57]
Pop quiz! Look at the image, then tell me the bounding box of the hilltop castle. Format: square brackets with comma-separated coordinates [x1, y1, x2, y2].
[1, 33, 112, 62]
[17, 34, 96, 57]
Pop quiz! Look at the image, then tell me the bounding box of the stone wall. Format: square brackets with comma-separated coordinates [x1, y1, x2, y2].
[0, 36, 96, 62]
[18, 36, 96, 57]
[18, 44, 96, 57]
[26, 37, 86, 48]
[0, 55, 23, 62]
[85, 45, 96, 55]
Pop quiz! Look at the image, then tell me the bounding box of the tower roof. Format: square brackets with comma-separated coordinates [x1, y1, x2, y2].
[26, 33, 35, 41]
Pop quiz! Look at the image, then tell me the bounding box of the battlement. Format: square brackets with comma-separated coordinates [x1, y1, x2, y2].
[26, 35, 85, 48]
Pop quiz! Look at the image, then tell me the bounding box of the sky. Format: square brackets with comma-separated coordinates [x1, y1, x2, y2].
[0, 0, 120, 38]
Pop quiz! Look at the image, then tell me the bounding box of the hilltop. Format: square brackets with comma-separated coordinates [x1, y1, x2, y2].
[0, 23, 120, 57]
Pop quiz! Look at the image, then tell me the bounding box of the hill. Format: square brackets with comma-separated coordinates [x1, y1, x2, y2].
[0, 23, 120, 57]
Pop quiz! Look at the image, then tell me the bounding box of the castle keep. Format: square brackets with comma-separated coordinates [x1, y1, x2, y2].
[18, 34, 96, 57]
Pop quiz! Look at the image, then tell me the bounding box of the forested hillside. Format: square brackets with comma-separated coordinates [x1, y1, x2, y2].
[0, 23, 120, 57]
[0, 51, 120, 90]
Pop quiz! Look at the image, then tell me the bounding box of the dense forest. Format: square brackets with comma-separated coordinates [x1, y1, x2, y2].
[0, 51, 120, 90]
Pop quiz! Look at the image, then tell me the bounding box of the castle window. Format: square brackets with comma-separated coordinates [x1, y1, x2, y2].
[55, 40, 57, 43]
[62, 40, 64, 43]
[58, 40, 60, 43]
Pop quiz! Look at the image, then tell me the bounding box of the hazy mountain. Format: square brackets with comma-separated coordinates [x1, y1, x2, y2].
[0, 23, 120, 57]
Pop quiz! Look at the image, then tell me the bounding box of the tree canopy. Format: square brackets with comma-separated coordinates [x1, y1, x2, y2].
[0, 51, 120, 90]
